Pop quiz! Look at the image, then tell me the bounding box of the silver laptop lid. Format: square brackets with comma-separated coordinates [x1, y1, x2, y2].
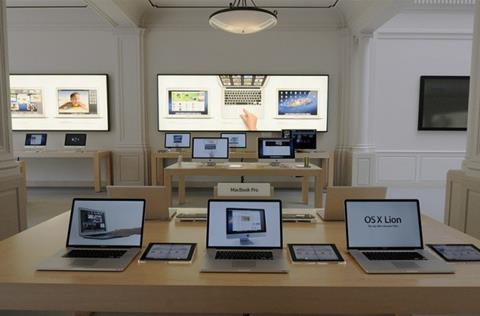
[207, 199, 283, 249]
[67, 198, 145, 248]
[345, 199, 423, 250]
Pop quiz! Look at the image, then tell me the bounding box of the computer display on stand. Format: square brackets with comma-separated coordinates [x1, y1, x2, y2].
[192, 137, 229, 165]
[257, 138, 295, 165]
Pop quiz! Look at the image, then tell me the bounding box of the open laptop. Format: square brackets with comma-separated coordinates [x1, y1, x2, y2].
[37, 198, 145, 272]
[345, 199, 454, 274]
[64, 133, 87, 150]
[107, 185, 175, 221]
[201, 199, 288, 273]
[318, 186, 387, 221]
[24, 133, 47, 150]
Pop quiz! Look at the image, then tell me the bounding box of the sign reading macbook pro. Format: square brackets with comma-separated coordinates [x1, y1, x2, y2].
[345, 199, 453, 274]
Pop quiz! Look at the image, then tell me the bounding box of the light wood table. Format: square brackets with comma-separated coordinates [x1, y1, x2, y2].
[164, 162, 323, 207]
[151, 150, 333, 186]
[0, 212, 479, 314]
[15, 150, 113, 192]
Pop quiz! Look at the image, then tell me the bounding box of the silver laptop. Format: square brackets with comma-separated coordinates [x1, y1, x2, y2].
[345, 199, 454, 274]
[37, 198, 145, 272]
[201, 199, 288, 273]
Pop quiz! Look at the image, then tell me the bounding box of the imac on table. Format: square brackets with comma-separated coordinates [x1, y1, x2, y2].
[220, 132, 247, 149]
[282, 129, 317, 151]
[25, 133, 47, 149]
[192, 137, 229, 165]
[258, 138, 295, 166]
[165, 132, 191, 150]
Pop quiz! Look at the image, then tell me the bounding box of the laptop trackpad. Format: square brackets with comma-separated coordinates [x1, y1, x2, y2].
[392, 262, 420, 269]
[71, 259, 98, 266]
[232, 261, 256, 268]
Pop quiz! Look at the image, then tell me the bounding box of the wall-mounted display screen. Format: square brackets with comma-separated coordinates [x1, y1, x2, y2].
[10, 74, 109, 131]
[158, 75, 329, 131]
[418, 76, 469, 131]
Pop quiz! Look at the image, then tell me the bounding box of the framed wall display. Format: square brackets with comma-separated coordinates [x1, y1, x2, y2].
[418, 76, 469, 131]
[157, 74, 329, 132]
[10, 74, 109, 131]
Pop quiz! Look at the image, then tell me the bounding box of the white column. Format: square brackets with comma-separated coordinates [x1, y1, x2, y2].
[112, 27, 148, 185]
[349, 33, 376, 185]
[0, 0, 27, 239]
[463, 2, 480, 176]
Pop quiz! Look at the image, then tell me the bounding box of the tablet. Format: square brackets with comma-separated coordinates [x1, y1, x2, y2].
[140, 243, 196, 262]
[288, 244, 343, 262]
[428, 244, 480, 262]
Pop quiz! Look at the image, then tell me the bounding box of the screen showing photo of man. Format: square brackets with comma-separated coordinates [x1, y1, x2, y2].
[10, 88, 43, 115]
[58, 89, 98, 115]
[278, 90, 318, 117]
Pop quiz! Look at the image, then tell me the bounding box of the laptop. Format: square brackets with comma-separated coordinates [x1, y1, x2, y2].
[345, 199, 454, 274]
[64, 133, 87, 150]
[201, 199, 288, 273]
[37, 198, 145, 272]
[24, 133, 47, 150]
[318, 186, 387, 221]
[107, 185, 175, 221]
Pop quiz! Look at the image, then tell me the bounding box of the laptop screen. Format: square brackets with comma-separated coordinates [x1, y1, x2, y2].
[345, 200, 423, 250]
[67, 199, 145, 248]
[207, 200, 282, 249]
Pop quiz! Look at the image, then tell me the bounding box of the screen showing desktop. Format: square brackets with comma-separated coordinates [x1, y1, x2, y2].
[345, 200, 422, 249]
[65, 133, 87, 147]
[158, 75, 329, 131]
[220, 133, 246, 148]
[283, 129, 317, 150]
[207, 200, 282, 248]
[258, 138, 294, 160]
[192, 137, 229, 160]
[25, 133, 47, 147]
[165, 132, 191, 148]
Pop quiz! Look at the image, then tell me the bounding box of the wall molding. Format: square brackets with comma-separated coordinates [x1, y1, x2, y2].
[376, 29, 473, 40]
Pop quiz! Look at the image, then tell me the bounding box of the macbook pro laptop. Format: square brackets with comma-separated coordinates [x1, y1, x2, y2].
[219, 75, 267, 119]
[201, 199, 288, 273]
[37, 198, 145, 272]
[318, 186, 387, 221]
[107, 185, 175, 221]
[64, 133, 87, 149]
[345, 199, 454, 274]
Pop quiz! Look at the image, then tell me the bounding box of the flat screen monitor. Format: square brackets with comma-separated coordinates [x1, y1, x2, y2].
[157, 75, 329, 132]
[10, 74, 109, 131]
[192, 137, 229, 163]
[165, 132, 191, 148]
[258, 138, 295, 163]
[283, 129, 317, 150]
[418, 76, 469, 130]
[220, 132, 247, 148]
[25, 133, 47, 147]
[65, 133, 87, 147]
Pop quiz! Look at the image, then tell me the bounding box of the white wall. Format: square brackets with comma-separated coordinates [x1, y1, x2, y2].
[371, 11, 473, 220]
[7, 8, 117, 185]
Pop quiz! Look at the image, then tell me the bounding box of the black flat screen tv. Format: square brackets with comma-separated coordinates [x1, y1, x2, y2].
[418, 76, 469, 131]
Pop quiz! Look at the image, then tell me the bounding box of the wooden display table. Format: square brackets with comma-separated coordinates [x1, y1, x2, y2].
[0, 211, 479, 314]
[151, 150, 334, 204]
[164, 162, 324, 207]
[15, 150, 113, 192]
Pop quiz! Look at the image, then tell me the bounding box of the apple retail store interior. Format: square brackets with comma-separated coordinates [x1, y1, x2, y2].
[3, 0, 480, 315]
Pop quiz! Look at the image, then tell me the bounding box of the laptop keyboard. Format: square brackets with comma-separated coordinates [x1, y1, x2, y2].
[64, 249, 127, 259]
[363, 251, 426, 261]
[224, 89, 262, 105]
[215, 251, 273, 260]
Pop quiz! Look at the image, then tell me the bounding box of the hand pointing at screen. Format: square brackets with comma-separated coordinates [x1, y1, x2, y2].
[240, 109, 257, 131]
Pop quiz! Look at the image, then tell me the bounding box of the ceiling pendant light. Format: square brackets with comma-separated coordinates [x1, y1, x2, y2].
[209, 0, 278, 35]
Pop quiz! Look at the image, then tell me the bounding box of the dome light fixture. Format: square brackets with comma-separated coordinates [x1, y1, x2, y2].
[209, 0, 278, 35]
